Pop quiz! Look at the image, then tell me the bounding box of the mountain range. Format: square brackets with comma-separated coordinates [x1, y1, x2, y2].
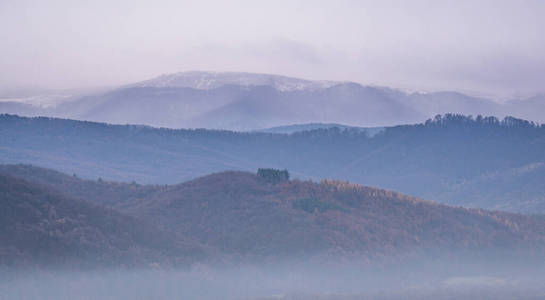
[1, 71, 544, 130]
[1, 113, 545, 214]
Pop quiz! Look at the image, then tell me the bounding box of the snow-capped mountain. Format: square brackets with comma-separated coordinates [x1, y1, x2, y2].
[130, 71, 341, 92]
[1, 71, 544, 130]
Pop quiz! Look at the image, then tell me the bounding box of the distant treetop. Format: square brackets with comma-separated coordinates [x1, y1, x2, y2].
[257, 168, 290, 184]
[424, 114, 541, 128]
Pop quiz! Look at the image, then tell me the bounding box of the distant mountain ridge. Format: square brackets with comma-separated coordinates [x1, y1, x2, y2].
[2, 71, 544, 130]
[129, 71, 341, 91]
[258, 123, 384, 136]
[2, 113, 545, 213]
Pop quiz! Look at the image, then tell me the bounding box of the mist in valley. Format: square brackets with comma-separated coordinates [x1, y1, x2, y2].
[2, 254, 545, 300]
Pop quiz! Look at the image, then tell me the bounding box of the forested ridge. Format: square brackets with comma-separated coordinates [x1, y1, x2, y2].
[3, 164, 545, 267]
[2, 114, 544, 212]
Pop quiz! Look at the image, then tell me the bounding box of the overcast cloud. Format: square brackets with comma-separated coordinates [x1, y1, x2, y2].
[0, 0, 544, 98]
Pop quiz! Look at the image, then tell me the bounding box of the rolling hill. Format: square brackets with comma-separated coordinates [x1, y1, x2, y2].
[1, 114, 545, 213]
[3, 165, 545, 266]
[128, 171, 545, 261]
[0, 173, 205, 268]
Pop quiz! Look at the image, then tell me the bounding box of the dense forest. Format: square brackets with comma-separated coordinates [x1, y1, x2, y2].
[2, 114, 545, 213]
[0, 173, 205, 268]
[2, 164, 545, 267]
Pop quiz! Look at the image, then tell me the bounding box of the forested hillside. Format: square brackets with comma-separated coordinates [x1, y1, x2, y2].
[1, 114, 545, 213]
[3, 165, 545, 265]
[126, 171, 545, 262]
[0, 174, 205, 268]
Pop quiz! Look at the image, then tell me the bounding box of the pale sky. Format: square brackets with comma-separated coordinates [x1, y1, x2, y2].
[1, 0, 544, 98]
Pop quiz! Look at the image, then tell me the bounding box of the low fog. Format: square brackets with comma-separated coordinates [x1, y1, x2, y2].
[2, 253, 545, 300]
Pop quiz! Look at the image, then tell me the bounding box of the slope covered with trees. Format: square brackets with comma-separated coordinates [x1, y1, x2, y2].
[1, 114, 545, 213]
[3, 165, 545, 265]
[0, 174, 205, 268]
[128, 171, 545, 262]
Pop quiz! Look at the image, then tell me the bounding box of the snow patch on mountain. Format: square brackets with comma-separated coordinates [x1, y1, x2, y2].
[0, 94, 76, 108]
[131, 71, 343, 91]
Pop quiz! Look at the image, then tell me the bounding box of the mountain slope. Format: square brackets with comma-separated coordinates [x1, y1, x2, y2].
[8, 71, 545, 130]
[0, 164, 162, 210]
[4, 166, 545, 263]
[186, 83, 423, 129]
[133, 171, 545, 261]
[433, 162, 545, 212]
[2, 114, 545, 213]
[51, 82, 424, 130]
[407, 91, 503, 117]
[53, 86, 249, 128]
[0, 174, 205, 268]
[505, 94, 545, 123]
[130, 71, 340, 91]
